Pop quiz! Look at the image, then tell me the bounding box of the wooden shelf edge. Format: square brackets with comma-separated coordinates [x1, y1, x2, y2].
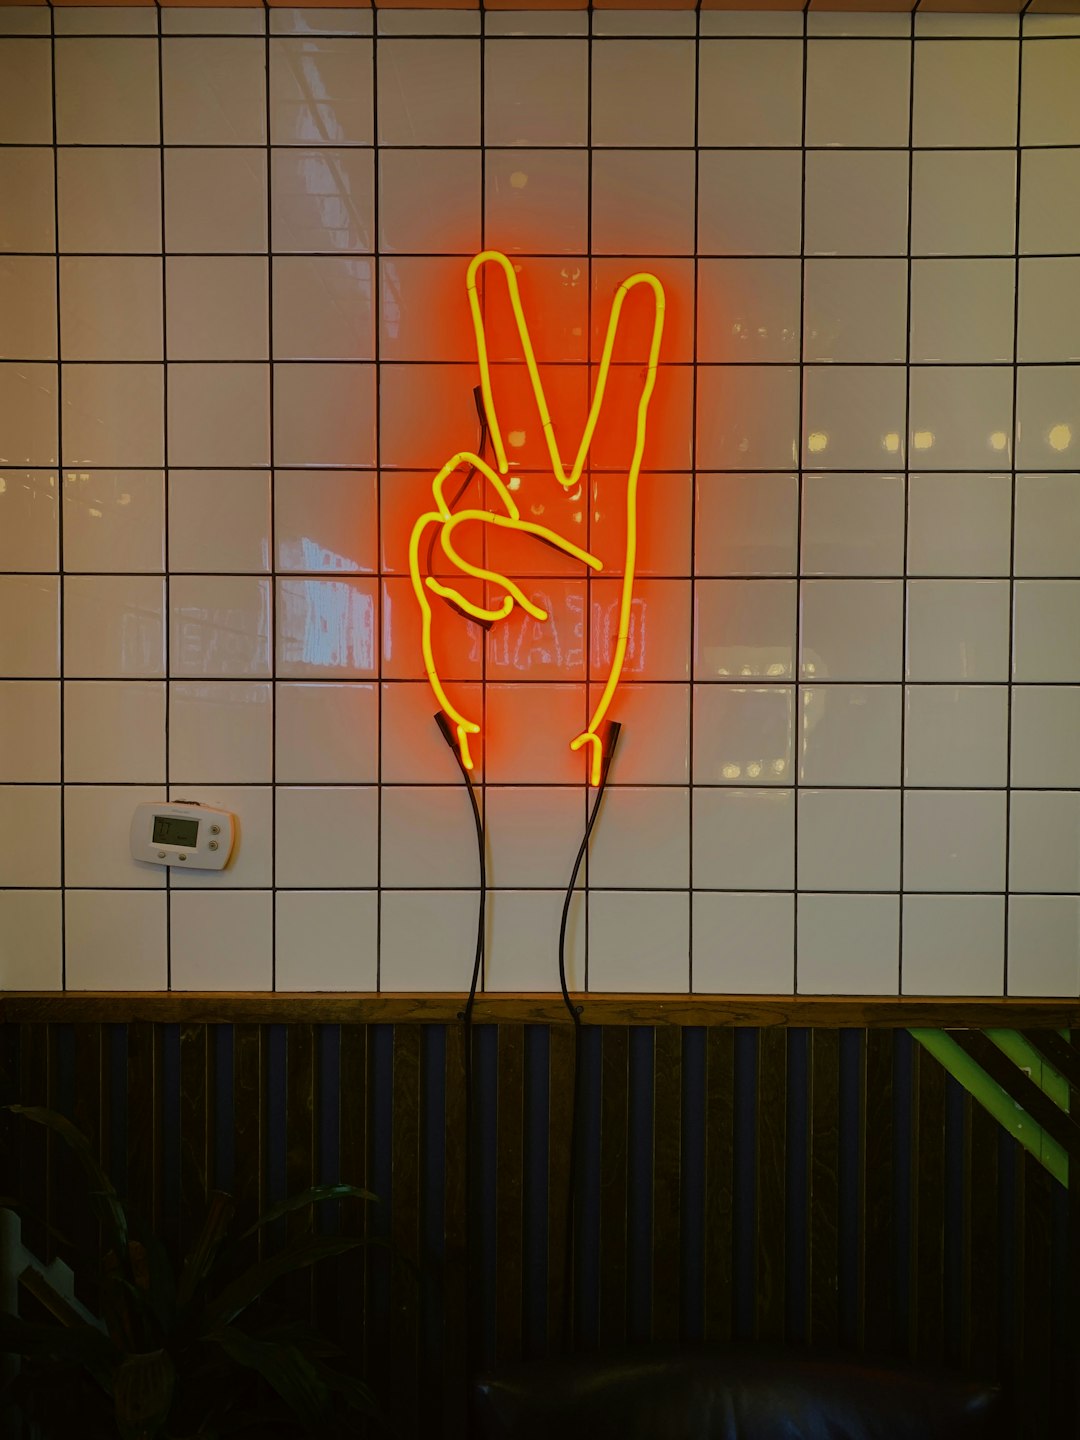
[1, 991, 1077, 1027]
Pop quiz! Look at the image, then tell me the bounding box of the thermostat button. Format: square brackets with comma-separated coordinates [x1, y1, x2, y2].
[210, 824, 221, 835]
[178, 853, 187, 861]
[157, 851, 166, 859]
[208, 840, 219, 852]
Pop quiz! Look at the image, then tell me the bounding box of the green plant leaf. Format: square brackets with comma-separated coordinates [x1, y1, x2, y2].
[178, 1192, 235, 1308]
[208, 1328, 331, 1433]
[237, 1184, 375, 1241]
[113, 1348, 176, 1440]
[316, 1362, 380, 1419]
[0, 1312, 116, 1390]
[200, 1237, 364, 1334]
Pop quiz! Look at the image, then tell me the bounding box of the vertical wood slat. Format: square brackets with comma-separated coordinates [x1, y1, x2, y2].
[495, 1024, 525, 1365]
[911, 1041, 945, 1364]
[703, 1028, 734, 1344]
[179, 1024, 212, 1250]
[126, 1023, 159, 1234]
[46, 1025, 72, 1268]
[390, 1024, 422, 1436]
[755, 1026, 786, 1341]
[18, 1023, 48, 1261]
[547, 1024, 575, 1352]
[232, 1024, 263, 1263]
[338, 1026, 369, 1375]
[652, 1026, 682, 1342]
[285, 1023, 317, 1319]
[442, 1022, 468, 1440]
[1019, 1153, 1054, 1437]
[963, 1095, 999, 1376]
[808, 1029, 840, 1349]
[598, 1027, 629, 1349]
[861, 1029, 894, 1353]
[1070, 1031, 1080, 1436]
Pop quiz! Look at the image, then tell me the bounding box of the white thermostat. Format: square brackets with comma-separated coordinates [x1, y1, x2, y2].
[130, 800, 236, 871]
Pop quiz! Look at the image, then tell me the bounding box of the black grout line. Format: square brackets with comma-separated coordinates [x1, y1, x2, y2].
[263, 0, 276, 993]
[47, 2, 65, 989]
[687, 0, 700, 995]
[793, 0, 809, 995]
[372, 8, 383, 996]
[582, 0, 592, 994]
[155, 0, 172, 993]
[10, 358, 1080, 368]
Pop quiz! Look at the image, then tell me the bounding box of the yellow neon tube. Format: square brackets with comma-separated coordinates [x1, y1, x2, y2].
[408, 251, 665, 783]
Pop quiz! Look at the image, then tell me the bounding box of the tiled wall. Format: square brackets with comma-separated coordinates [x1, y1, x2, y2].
[0, 5, 1079, 997]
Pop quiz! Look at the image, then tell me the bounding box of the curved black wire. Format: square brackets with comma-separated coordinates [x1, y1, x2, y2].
[557, 721, 622, 1349]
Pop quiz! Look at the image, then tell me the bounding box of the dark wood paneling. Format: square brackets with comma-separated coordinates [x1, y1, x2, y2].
[702, 1028, 734, 1344]
[808, 1029, 839, 1349]
[442, 1022, 468, 1439]
[390, 1024, 422, 1437]
[598, 1027, 628, 1348]
[338, 1024, 369, 1374]
[963, 1096, 999, 1377]
[179, 1023, 212, 1250]
[496, 1024, 525, 1364]
[755, 1026, 786, 1341]
[546, 1024, 575, 1352]
[861, 1028, 894, 1354]
[911, 1042, 945, 1365]
[232, 1023, 262, 1261]
[652, 1026, 681, 1342]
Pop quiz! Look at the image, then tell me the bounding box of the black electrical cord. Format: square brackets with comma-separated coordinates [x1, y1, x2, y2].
[557, 720, 622, 1349]
[426, 385, 490, 595]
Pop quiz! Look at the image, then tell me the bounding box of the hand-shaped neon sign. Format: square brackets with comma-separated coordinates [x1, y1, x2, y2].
[408, 250, 666, 786]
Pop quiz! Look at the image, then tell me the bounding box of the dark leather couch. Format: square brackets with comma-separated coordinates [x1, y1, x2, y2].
[473, 1346, 1008, 1439]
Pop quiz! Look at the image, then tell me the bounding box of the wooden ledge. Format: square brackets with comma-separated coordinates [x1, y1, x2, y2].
[1, 992, 1077, 1028]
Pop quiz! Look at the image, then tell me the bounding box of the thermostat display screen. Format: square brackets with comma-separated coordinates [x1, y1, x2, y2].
[152, 814, 199, 847]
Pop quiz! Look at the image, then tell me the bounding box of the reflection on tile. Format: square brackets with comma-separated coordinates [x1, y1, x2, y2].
[693, 684, 794, 786]
[908, 366, 1014, 470]
[799, 684, 902, 787]
[274, 255, 374, 360]
[270, 37, 373, 146]
[485, 149, 587, 255]
[171, 576, 272, 679]
[275, 470, 377, 574]
[277, 577, 377, 678]
[63, 469, 164, 573]
[1016, 366, 1080, 470]
[695, 579, 796, 681]
[800, 580, 903, 682]
[698, 259, 800, 364]
[803, 367, 906, 470]
[0, 468, 57, 572]
[271, 148, 373, 253]
[379, 149, 480, 255]
[0, 362, 57, 466]
[64, 575, 165, 679]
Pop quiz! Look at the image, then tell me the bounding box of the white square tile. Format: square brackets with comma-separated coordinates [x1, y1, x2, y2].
[0, 681, 58, 782]
[276, 890, 378, 991]
[170, 891, 273, 990]
[697, 259, 800, 364]
[484, 786, 584, 889]
[55, 38, 159, 144]
[588, 787, 689, 889]
[806, 40, 910, 147]
[909, 260, 1015, 364]
[0, 9, 50, 35]
[693, 684, 795, 786]
[53, 8, 155, 34]
[171, 576, 272, 679]
[701, 12, 802, 36]
[1010, 791, 1080, 893]
[378, 361, 485, 469]
[913, 39, 1017, 147]
[693, 892, 794, 995]
[695, 579, 796, 682]
[485, 889, 585, 993]
[168, 472, 271, 574]
[1020, 150, 1080, 256]
[904, 685, 1009, 788]
[911, 150, 1016, 257]
[63, 470, 164, 573]
[165, 149, 267, 253]
[276, 681, 377, 783]
[273, 146, 375, 253]
[379, 149, 480, 255]
[904, 790, 1007, 892]
[276, 786, 378, 888]
[65, 890, 167, 990]
[1015, 474, 1080, 577]
[908, 366, 1014, 470]
[0, 363, 56, 466]
[1018, 258, 1080, 364]
[380, 680, 481, 784]
[378, 37, 478, 145]
[699, 151, 802, 256]
[803, 367, 907, 471]
[1016, 367, 1080, 470]
[0, 468, 58, 572]
[698, 39, 802, 147]
[378, 255, 470, 362]
[167, 784, 272, 889]
[805, 151, 909, 257]
[62, 364, 164, 468]
[273, 256, 373, 361]
[1013, 581, 1080, 682]
[696, 474, 799, 578]
[801, 474, 905, 577]
[594, 12, 694, 37]
[588, 890, 690, 993]
[485, 683, 584, 785]
[1021, 38, 1080, 145]
[591, 682, 690, 786]
[64, 785, 165, 889]
[0, 786, 60, 886]
[591, 577, 687, 683]
[592, 39, 694, 147]
[697, 367, 799, 471]
[274, 362, 375, 467]
[165, 257, 269, 361]
[797, 893, 899, 995]
[271, 37, 373, 145]
[800, 580, 903, 682]
[692, 788, 794, 891]
[799, 789, 900, 892]
[163, 38, 266, 145]
[902, 895, 1004, 996]
[170, 680, 273, 784]
[58, 148, 161, 254]
[1011, 686, 1080, 788]
[799, 684, 902, 787]
[271, 9, 370, 37]
[907, 473, 1012, 577]
[484, 38, 587, 147]
[166, 9, 267, 36]
[0, 149, 55, 253]
[906, 580, 1010, 682]
[592, 150, 695, 256]
[486, 12, 587, 37]
[276, 577, 376, 678]
[167, 364, 269, 468]
[0, 575, 58, 677]
[379, 11, 478, 36]
[380, 889, 482, 991]
[0, 891, 62, 991]
[0, 256, 56, 361]
[0, 38, 52, 142]
[803, 259, 907, 365]
[60, 256, 162, 363]
[64, 681, 165, 784]
[275, 470, 377, 574]
[1007, 895, 1080, 996]
[382, 785, 483, 889]
[64, 575, 164, 679]
[485, 149, 586, 255]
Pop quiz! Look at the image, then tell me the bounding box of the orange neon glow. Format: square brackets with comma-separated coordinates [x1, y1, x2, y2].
[408, 250, 666, 785]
